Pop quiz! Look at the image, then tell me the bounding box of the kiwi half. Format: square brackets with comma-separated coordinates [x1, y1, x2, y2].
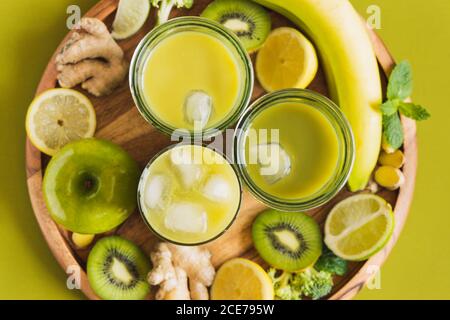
[201, 0, 271, 52]
[87, 236, 151, 300]
[252, 210, 322, 271]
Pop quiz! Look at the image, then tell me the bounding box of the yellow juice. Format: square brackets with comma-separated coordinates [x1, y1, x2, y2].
[142, 31, 241, 130]
[139, 145, 241, 244]
[245, 102, 340, 199]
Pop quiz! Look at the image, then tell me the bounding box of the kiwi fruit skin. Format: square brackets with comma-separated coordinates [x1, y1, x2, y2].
[252, 210, 322, 272]
[201, 0, 272, 52]
[87, 236, 151, 300]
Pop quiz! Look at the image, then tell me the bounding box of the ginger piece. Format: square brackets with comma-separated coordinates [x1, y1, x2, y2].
[166, 243, 215, 287]
[379, 150, 405, 169]
[56, 17, 128, 96]
[147, 242, 216, 300]
[71, 233, 94, 249]
[164, 268, 190, 300]
[374, 166, 405, 190]
[381, 137, 398, 154]
[189, 278, 209, 300]
[148, 243, 178, 299]
[365, 177, 379, 194]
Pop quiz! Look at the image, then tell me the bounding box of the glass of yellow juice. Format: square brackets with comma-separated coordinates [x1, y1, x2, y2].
[138, 144, 242, 245]
[130, 17, 253, 138]
[234, 89, 355, 211]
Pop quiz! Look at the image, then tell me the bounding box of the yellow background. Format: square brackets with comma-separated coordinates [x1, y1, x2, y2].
[0, 0, 448, 299]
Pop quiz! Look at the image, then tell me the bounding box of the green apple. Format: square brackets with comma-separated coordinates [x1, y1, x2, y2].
[43, 138, 140, 234]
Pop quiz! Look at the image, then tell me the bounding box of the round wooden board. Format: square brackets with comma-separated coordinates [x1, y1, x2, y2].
[26, 0, 417, 300]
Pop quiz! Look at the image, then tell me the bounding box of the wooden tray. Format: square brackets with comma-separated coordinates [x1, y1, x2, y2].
[25, 0, 417, 300]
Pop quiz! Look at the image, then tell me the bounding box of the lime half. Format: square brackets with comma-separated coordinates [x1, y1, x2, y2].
[112, 0, 150, 40]
[26, 88, 96, 156]
[324, 194, 394, 261]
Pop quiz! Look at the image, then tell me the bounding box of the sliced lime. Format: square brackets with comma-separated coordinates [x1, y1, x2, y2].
[324, 194, 395, 261]
[112, 0, 150, 40]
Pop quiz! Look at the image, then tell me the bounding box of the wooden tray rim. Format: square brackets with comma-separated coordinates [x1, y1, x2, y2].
[25, 0, 417, 300]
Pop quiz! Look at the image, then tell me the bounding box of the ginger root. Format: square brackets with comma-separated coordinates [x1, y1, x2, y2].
[378, 150, 405, 169]
[365, 177, 379, 194]
[374, 166, 405, 190]
[56, 17, 128, 96]
[147, 242, 215, 300]
[165, 267, 191, 300]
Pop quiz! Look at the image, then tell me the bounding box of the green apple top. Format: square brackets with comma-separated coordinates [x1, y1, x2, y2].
[43, 138, 140, 234]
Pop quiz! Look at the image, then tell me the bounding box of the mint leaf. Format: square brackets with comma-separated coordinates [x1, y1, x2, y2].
[380, 100, 399, 116]
[387, 61, 413, 100]
[383, 113, 404, 150]
[398, 102, 431, 121]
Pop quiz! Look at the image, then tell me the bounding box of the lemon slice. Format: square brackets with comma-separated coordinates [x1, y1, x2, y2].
[211, 258, 274, 300]
[325, 194, 395, 261]
[256, 27, 318, 92]
[26, 88, 96, 156]
[112, 0, 150, 40]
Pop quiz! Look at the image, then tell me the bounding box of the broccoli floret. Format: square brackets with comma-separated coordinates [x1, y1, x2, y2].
[268, 267, 333, 300]
[292, 268, 333, 300]
[315, 246, 348, 276]
[268, 268, 302, 300]
[276, 285, 301, 301]
[151, 0, 194, 25]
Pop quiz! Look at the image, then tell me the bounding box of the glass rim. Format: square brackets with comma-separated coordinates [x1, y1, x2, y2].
[129, 16, 254, 140]
[233, 88, 355, 212]
[137, 143, 243, 246]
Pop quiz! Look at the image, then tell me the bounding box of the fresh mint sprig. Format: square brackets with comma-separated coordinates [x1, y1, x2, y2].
[383, 113, 404, 150]
[381, 99, 430, 120]
[398, 102, 430, 121]
[387, 60, 413, 100]
[381, 61, 431, 149]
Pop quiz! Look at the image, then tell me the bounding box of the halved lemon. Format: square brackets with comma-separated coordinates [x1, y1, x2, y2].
[211, 258, 274, 300]
[256, 27, 318, 92]
[112, 0, 150, 40]
[325, 194, 395, 261]
[26, 88, 96, 156]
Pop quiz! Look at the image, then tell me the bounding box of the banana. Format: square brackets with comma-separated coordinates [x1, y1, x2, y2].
[253, 0, 382, 191]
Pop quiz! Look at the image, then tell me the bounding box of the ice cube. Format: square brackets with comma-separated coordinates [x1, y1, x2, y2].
[183, 90, 213, 128]
[164, 203, 208, 234]
[250, 143, 292, 185]
[202, 175, 232, 203]
[144, 174, 171, 211]
[170, 147, 203, 188]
